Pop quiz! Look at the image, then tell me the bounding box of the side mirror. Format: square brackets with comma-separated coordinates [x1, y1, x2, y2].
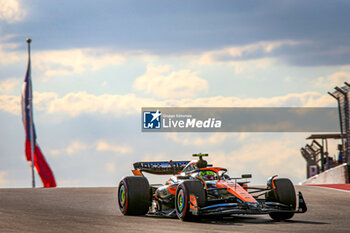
[241, 174, 252, 179]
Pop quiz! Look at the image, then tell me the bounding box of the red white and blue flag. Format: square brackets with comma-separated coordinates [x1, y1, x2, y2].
[21, 46, 56, 188]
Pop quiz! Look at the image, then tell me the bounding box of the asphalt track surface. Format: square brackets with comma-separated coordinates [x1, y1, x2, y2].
[0, 186, 349, 233]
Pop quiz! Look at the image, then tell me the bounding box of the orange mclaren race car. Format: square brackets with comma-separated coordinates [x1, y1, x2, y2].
[117, 154, 307, 221]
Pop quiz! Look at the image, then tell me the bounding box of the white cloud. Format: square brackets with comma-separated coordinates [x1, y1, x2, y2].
[208, 135, 306, 183]
[316, 72, 350, 89]
[233, 58, 275, 75]
[0, 0, 26, 23]
[0, 91, 335, 117]
[33, 48, 126, 80]
[49, 140, 89, 156]
[105, 162, 116, 173]
[49, 149, 61, 156]
[0, 171, 8, 185]
[166, 133, 251, 146]
[0, 39, 302, 85]
[133, 64, 208, 98]
[32, 48, 159, 80]
[96, 140, 133, 154]
[196, 40, 302, 65]
[166, 133, 234, 146]
[171, 92, 334, 107]
[0, 95, 20, 115]
[42, 91, 159, 117]
[162, 121, 332, 184]
[0, 42, 158, 80]
[66, 141, 89, 155]
[284, 76, 293, 83]
[0, 78, 20, 93]
[50, 140, 133, 156]
[0, 42, 23, 64]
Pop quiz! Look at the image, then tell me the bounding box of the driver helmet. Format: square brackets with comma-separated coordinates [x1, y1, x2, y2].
[199, 170, 215, 180]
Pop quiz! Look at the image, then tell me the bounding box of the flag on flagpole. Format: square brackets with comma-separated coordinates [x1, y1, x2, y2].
[21, 39, 56, 188]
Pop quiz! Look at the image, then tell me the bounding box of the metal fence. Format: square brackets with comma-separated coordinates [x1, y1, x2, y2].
[328, 82, 350, 165]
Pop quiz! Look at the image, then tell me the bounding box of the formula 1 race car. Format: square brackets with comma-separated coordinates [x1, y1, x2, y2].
[117, 153, 307, 221]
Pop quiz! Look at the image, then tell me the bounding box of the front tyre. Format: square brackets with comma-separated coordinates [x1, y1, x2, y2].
[266, 178, 296, 221]
[118, 176, 150, 215]
[175, 180, 206, 221]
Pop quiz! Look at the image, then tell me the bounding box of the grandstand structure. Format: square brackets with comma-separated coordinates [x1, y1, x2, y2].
[301, 83, 350, 180]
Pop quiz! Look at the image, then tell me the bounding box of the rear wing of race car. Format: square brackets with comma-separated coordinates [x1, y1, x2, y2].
[133, 161, 190, 175]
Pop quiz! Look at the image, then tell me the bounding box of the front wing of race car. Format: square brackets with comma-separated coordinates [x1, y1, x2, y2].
[188, 191, 307, 216]
[149, 190, 307, 217]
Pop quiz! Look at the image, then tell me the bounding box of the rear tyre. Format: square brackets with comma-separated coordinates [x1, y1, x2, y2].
[175, 180, 206, 221]
[266, 178, 296, 221]
[118, 176, 150, 215]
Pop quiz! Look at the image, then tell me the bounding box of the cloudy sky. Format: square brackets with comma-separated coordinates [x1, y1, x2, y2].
[0, 0, 349, 187]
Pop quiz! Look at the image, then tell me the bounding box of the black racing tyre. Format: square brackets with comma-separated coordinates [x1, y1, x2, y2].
[118, 176, 151, 215]
[175, 180, 206, 221]
[266, 178, 296, 221]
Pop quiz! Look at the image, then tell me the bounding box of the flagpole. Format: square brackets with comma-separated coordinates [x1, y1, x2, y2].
[26, 38, 35, 188]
